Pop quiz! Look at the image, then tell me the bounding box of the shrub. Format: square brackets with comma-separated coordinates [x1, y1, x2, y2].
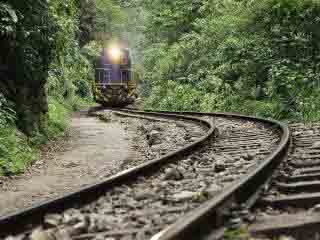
[142, 0, 320, 121]
[0, 94, 37, 175]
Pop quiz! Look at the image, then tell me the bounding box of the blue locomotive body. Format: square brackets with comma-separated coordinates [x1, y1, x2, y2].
[93, 48, 135, 107]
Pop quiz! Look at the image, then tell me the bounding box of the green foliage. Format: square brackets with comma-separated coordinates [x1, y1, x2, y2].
[0, 0, 136, 176]
[144, 80, 202, 111]
[141, 0, 320, 121]
[95, 0, 126, 37]
[142, 0, 203, 44]
[0, 3, 18, 35]
[47, 0, 94, 103]
[9, 0, 53, 85]
[0, 94, 77, 176]
[223, 227, 250, 240]
[0, 0, 107, 176]
[0, 94, 15, 127]
[0, 126, 37, 176]
[46, 97, 71, 138]
[78, 0, 96, 47]
[241, 0, 320, 118]
[0, 95, 37, 176]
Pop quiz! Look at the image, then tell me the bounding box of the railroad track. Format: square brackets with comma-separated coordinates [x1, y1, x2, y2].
[249, 123, 320, 240]
[0, 109, 289, 240]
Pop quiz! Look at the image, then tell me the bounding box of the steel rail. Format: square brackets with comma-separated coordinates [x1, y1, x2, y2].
[121, 109, 291, 240]
[0, 110, 215, 237]
[248, 123, 320, 238]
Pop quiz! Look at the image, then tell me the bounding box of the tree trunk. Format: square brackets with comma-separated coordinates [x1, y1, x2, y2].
[0, 34, 48, 135]
[15, 85, 48, 135]
[0, 1, 50, 136]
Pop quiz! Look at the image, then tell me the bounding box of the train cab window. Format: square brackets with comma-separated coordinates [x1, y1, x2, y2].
[103, 70, 111, 82]
[121, 71, 128, 82]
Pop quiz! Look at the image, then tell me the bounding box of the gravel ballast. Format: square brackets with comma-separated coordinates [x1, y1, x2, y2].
[4, 115, 282, 240]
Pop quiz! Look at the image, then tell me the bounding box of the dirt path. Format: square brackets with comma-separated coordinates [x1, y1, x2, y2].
[0, 112, 136, 216]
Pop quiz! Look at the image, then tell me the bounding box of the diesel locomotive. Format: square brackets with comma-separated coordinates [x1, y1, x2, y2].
[93, 47, 136, 107]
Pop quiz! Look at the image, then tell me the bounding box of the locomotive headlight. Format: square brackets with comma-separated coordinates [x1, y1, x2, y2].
[109, 47, 121, 61]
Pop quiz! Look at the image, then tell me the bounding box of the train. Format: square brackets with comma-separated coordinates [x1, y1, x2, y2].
[93, 47, 136, 107]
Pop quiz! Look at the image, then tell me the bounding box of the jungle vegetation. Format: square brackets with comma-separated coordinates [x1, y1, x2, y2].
[0, 0, 128, 175]
[141, 0, 320, 121]
[1, 0, 320, 175]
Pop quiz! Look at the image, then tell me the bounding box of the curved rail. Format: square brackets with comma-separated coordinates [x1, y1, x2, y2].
[249, 123, 320, 238]
[122, 109, 291, 240]
[0, 110, 215, 237]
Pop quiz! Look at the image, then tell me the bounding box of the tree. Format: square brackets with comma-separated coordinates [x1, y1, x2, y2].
[0, 0, 53, 135]
[78, 0, 97, 48]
